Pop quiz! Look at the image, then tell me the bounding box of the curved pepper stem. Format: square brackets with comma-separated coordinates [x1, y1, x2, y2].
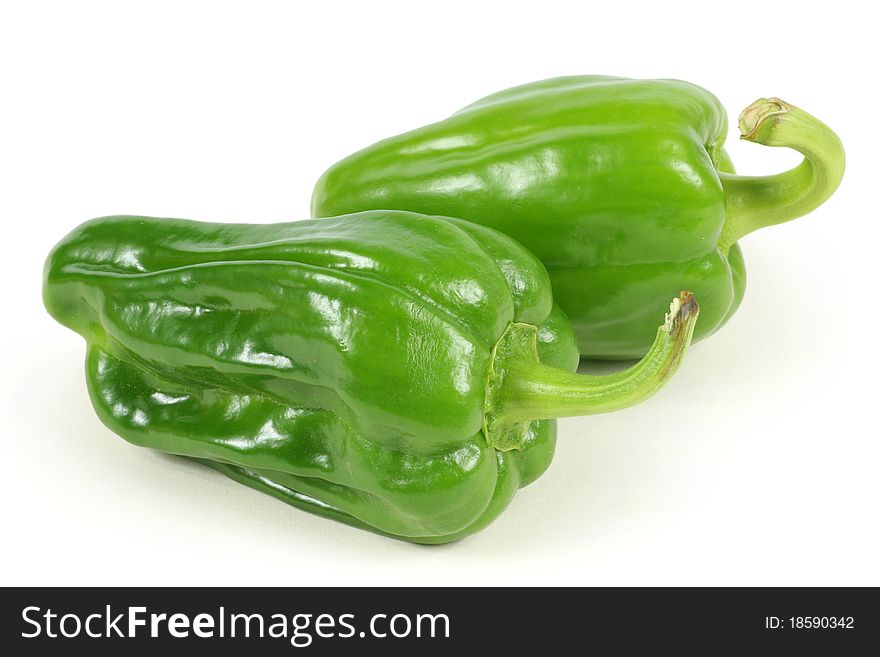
[718, 98, 845, 251]
[484, 292, 699, 451]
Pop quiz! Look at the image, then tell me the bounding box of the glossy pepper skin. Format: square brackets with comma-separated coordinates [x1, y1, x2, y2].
[312, 76, 844, 359]
[44, 211, 699, 543]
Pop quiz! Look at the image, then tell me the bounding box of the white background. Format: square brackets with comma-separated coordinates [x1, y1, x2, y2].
[1, 0, 876, 586]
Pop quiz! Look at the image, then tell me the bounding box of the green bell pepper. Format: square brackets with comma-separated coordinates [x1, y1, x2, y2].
[311, 76, 844, 359]
[44, 211, 698, 543]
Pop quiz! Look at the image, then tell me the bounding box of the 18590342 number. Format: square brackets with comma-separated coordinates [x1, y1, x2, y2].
[790, 617, 854, 629]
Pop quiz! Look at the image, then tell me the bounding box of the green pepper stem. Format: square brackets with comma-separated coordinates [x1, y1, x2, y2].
[718, 98, 845, 251]
[483, 292, 699, 450]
